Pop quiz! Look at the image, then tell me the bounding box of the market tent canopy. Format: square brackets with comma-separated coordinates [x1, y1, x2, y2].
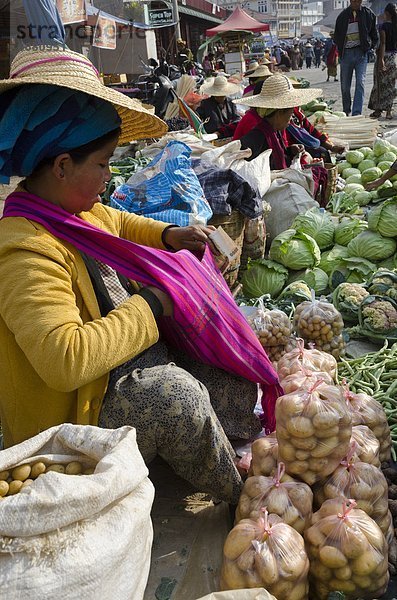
[206, 6, 270, 37]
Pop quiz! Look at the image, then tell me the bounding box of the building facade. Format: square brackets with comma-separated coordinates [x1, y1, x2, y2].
[302, 1, 324, 27]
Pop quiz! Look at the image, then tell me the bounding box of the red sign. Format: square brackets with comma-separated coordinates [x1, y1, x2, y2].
[92, 14, 117, 50]
[56, 0, 86, 25]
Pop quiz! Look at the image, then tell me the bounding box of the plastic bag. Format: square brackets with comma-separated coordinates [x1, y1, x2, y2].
[293, 293, 345, 359]
[196, 590, 277, 600]
[235, 463, 313, 534]
[276, 338, 337, 381]
[344, 384, 391, 463]
[244, 301, 293, 347]
[221, 512, 309, 599]
[276, 380, 352, 485]
[280, 365, 333, 394]
[314, 448, 390, 540]
[251, 432, 278, 477]
[305, 499, 389, 600]
[351, 425, 381, 467]
[263, 337, 297, 366]
[110, 141, 213, 226]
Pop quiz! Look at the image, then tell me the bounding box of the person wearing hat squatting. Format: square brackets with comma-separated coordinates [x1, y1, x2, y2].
[233, 75, 330, 205]
[243, 62, 272, 96]
[197, 75, 241, 137]
[0, 47, 275, 505]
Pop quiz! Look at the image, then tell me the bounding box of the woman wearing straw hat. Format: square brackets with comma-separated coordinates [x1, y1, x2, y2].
[242, 63, 272, 96]
[0, 48, 279, 504]
[197, 75, 241, 137]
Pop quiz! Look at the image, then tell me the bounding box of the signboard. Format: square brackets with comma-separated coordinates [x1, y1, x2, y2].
[56, 0, 86, 24]
[92, 14, 117, 49]
[148, 8, 174, 26]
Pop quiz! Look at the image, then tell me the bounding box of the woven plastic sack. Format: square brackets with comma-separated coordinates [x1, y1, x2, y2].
[110, 141, 213, 226]
[221, 512, 309, 599]
[196, 590, 277, 600]
[344, 384, 391, 463]
[0, 424, 154, 600]
[235, 463, 313, 534]
[276, 338, 337, 381]
[251, 432, 279, 477]
[276, 380, 352, 485]
[305, 499, 389, 600]
[314, 448, 390, 540]
[351, 424, 381, 467]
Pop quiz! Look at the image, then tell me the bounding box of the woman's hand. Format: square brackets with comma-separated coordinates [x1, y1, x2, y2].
[163, 224, 218, 253]
[365, 176, 385, 191]
[289, 143, 305, 156]
[380, 59, 387, 73]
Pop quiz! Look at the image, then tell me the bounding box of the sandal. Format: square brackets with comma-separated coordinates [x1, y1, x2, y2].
[370, 111, 382, 118]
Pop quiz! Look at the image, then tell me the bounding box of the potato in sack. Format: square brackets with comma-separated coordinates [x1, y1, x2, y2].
[221, 510, 309, 600]
[235, 463, 313, 534]
[276, 338, 337, 382]
[251, 432, 278, 477]
[280, 364, 333, 395]
[343, 383, 391, 463]
[276, 379, 352, 485]
[305, 499, 389, 600]
[351, 425, 381, 467]
[314, 445, 390, 540]
[249, 306, 293, 348]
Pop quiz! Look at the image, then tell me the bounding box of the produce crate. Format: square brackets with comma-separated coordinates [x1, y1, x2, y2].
[208, 210, 245, 287]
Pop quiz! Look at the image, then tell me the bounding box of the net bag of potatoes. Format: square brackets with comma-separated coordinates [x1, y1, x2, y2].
[221, 511, 309, 600]
[305, 498, 389, 600]
[250, 305, 293, 348]
[264, 337, 297, 366]
[276, 379, 352, 485]
[280, 363, 333, 395]
[251, 432, 279, 477]
[235, 463, 313, 534]
[0, 424, 154, 600]
[314, 444, 391, 541]
[293, 293, 345, 359]
[351, 424, 381, 467]
[343, 382, 391, 463]
[276, 338, 337, 381]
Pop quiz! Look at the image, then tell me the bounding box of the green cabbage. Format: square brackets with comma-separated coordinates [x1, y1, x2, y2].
[343, 167, 361, 178]
[345, 174, 362, 185]
[269, 229, 321, 271]
[337, 160, 352, 174]
[377, 161, 393, 172]
[373, 139, 391, 157]
[292, 207, 335, 250]
[360, 167, 382, 185]
[379, 151, 396, 163]
[379, 254, 397, 270]
[358, 147, 373, 158]
[368, 199, 397, 237]
[347, 230, 397, 261]
[334, 217, 367, 246]
[346, 150, 365, 165]
[241, 258, 288, 298]
[319, 245, 349, 275]
[289, 267, 329, 293]
[358, 159, 376, 172]
[354, 191, 372, 206]
[329, 257, 377, 289]
[344, 183, 364, 195]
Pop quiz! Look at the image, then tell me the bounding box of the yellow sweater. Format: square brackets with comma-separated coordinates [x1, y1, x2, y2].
[0, 202, 169, 447]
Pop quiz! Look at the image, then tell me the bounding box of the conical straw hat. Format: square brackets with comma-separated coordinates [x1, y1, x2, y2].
[0, 47, 168, 143]
[235, 74, 322, 109]
[200, 75, 241, 97]
[247, 64, 272, 78]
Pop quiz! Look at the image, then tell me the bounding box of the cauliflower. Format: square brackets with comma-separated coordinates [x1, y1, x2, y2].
[368, 268, 397, 299]
[332, 283, 369, 324]
[361, 299, 397, 332]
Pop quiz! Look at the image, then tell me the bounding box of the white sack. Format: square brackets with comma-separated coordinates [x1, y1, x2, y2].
[0, 424, 154, 600]
[196, 590, 277, 600]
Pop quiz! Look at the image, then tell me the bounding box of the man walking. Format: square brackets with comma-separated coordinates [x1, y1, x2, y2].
[334, 0, 378, 115]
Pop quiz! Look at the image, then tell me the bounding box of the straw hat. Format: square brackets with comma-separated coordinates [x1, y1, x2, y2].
[244, 60, 259, 76]
[234, 74, 322, 109]
[0, 48, 167, 144]
[247, 64, 272, 79]
[200, 75, 241, 97]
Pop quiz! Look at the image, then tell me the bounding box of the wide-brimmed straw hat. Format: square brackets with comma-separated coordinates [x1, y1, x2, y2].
[234, 74, 322, 109]
[0, 48, 167, 143]
[247, 64, 272, 79]
[200, 75, 241, 97]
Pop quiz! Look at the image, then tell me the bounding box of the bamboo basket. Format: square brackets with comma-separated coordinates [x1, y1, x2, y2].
[324, 162, 338, 203]
[208, 210, 245, 287]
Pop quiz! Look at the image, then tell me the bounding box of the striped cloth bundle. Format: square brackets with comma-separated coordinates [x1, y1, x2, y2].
[3, 192, 282, 430]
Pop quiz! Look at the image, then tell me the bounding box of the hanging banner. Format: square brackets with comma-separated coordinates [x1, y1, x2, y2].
[56, 0, 86, 24]
[92, 14, 117, 50]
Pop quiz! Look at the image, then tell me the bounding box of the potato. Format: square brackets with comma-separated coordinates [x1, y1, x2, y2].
[223, 525, 257, 561]
[11, 464, 31, 482]
[319, 545, 348, 568]
[288, 460, 309, 475]
[295, 449, 310, 461]
[278, 443, 296, 462]
[0, 470, 9, 481]
[21, 478, 34, 489]
[254, 546, 279, 586]
[236, 547, 255, 572]
[266, 488, 290, 515]
[351, 548, 381, 575]
[220, 559, 246, 590]
[309, 457, 329, 473]
[315, 426, 340, 439]
[290, 435, 317, 451]
[46, 464, 65, 474]
[341, 528, 369, 559]
[286, 416, 314, 438]
[289, 582, 307, 600]
[311, 437, 339, 458]
[8, 480, 23, 495]
[312, 412, 340, 430]
[334, 565, 352, 580]
[0, 480, 9, 497]
[271, 580, 294, 597]
[311, 562, 332, 581]
[351, 573, 373, 588]
[30, 461, 46, 478]
[329, 578, 355, 593]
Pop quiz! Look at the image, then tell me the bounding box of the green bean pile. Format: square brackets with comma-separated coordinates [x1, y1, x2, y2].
[338, 341, 397, 460]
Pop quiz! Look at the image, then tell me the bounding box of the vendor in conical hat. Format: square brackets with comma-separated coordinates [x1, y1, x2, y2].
[0, 47, 267, 505]
[197, 75, 242, 137]
[243, 63, 272, 96]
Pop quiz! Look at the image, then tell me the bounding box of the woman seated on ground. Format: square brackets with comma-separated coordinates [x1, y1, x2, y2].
[242, 63, 272, 96]
[0, 48, 277, 505]
[197, 75, 241, 138]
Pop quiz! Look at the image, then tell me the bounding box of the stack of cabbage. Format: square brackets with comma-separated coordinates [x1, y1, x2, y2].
[337, 139, 397, 207]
